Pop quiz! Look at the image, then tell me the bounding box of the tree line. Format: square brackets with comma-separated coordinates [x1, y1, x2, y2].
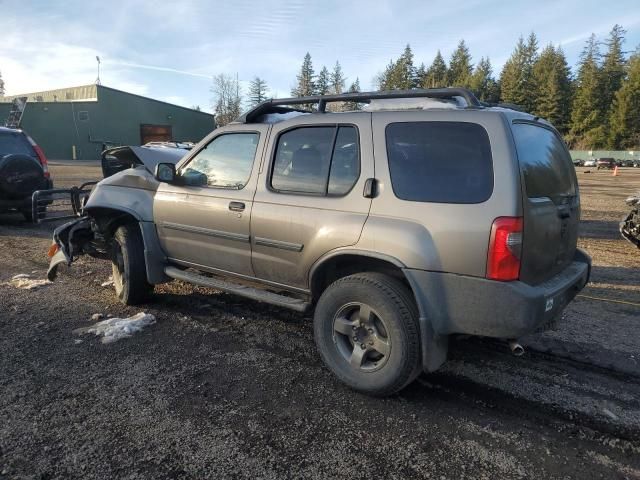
[214, 24, 639, 150]
[210, 57, 363, 125]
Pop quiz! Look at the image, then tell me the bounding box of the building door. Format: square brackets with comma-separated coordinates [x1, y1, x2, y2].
[140, 124, 172, 144]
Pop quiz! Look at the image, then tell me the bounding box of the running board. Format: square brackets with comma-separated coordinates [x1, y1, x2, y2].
[164, 266, 311, 313]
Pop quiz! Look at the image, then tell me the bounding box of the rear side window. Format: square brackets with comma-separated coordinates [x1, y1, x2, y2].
[0, 131, 36, 157]
[385, 122, 493, 203]
[271, 126, 360, 195]
[512, 122, 576, 198]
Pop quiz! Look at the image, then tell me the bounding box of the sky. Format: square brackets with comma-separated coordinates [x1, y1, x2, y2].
[0, 0, 639, 114]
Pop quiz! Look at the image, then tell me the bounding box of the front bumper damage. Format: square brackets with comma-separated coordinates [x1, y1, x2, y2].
[47, 216, 105, 280]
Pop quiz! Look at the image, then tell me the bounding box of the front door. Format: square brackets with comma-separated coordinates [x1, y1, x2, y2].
[154, 124, 269, 276]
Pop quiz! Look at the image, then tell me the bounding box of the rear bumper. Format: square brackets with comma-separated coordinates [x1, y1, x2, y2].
[0, 179, 54, 210]
[0, 196, 32, 210]
[404, 248, 591, 340]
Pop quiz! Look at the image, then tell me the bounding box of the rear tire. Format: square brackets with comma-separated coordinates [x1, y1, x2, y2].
[111, 223, 152, 305]
[314, 272, 421, 396]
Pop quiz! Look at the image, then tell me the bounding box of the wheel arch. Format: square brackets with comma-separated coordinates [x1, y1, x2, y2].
[309, 249, 448, 373]
[85, 206, 169, 285]
[309, 250, 409, 302]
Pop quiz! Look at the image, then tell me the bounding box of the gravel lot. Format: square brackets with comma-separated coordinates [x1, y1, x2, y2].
[1, 164, 639, 479]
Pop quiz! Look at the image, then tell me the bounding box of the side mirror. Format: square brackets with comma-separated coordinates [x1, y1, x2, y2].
[155, 163, 176, 183]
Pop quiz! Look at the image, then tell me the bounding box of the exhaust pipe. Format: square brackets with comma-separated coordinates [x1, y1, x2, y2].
[508, 340, 525, 357]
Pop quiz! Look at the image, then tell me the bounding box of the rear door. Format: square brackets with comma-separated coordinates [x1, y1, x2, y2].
[511, 120, 579, 285]
[250, 113, 373, 289]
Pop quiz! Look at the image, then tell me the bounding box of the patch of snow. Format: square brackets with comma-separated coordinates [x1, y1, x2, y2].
[101, 276, 114, 287]
[75, 312, 156, 344]
[364, 97, 464, 111]
[257, 111, 310, 123]
[3, 274, 52, 290]
[91, 313, 104, 321]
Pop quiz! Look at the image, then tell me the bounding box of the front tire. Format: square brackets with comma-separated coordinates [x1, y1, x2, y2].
[314, 272, 421, 396]
[111, 223, 152, 305]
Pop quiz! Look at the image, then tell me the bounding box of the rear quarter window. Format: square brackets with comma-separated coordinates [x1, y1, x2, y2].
[0, 131, 36, 157]
[385, 121, 493, 204]
[511, 122, 576, 198]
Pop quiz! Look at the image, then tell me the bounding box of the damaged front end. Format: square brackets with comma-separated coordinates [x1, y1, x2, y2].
[47, 216, 110, 281]
[34, 145, 181, 283]
[621, 193, 640, 248]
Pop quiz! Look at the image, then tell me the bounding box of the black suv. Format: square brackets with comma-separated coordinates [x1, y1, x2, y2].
[0, 127, 52, 221]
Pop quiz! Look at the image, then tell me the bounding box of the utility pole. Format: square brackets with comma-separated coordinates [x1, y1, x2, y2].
[96, 56, 101, 85]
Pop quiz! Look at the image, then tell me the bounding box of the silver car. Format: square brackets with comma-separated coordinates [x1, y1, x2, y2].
[38, 88, 591, 396]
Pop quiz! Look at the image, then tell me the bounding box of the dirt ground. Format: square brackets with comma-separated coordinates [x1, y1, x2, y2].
[0, 164, 639, 479]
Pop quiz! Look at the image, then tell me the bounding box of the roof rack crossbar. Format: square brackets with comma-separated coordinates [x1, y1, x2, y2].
[237, 88, 481, 123]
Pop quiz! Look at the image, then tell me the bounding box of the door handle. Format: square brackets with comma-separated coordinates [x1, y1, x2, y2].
[558, 205, 571, 219]
[229, 201, 245, 212]
[363, 178, 378, 198]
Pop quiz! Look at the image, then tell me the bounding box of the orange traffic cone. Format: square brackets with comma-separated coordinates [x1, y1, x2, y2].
[613, 165, 619, 176]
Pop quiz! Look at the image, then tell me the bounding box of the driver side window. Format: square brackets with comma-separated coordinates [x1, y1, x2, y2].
[180, 132, 259, 189]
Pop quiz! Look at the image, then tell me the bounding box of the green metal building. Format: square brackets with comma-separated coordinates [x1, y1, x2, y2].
[0, 84, 215, 160]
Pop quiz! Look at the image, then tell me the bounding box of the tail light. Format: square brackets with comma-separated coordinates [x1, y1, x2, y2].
[27, 135, 50, 179]
[486, 217, 523, 281]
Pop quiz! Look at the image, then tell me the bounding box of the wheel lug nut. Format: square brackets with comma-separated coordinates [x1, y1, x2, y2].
[352, 326, 357, 331]
[360, 344, 366, 349]
[369, 340, 374, 346]
[368, 328, 373, 333]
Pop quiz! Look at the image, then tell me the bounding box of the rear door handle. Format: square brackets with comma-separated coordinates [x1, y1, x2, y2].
[363, 178, 378, 198]
[229, 201, 245, 212]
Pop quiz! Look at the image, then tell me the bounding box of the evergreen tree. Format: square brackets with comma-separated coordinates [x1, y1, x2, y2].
[0, 71, 4, 96]
[393, 44, 417, 89]
[499, 34, 538, 112]
[330, 61, 346, 94]
[375, 60, 396, 90]
[316, 66, 331, 95]
[291, 52, 315, 97]
[469, 57, 500, 103]
[423, 50, 448, 88]
[447, 40, 473, 88]
[569, 34, 605, 148]
[378, 44, 417, 90]
[608, 50, 640, 149]
[344, 78, 362, 110]
[415, 63, 427, 88]
[247, 76, 269, 107]
[532, 45, 572, 133]
[601, 24, 627, 147]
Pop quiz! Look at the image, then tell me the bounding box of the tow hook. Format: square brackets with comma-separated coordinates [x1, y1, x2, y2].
[508, 339, 525, 357]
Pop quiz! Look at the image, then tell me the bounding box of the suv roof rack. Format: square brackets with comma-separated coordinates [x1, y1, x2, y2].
[237, 88, 482, 123]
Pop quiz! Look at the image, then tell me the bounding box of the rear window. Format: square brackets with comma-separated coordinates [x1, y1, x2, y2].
[0, 131, 36, 157]
[385, 121, 493, 203]
[512, 122, 576, 198]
